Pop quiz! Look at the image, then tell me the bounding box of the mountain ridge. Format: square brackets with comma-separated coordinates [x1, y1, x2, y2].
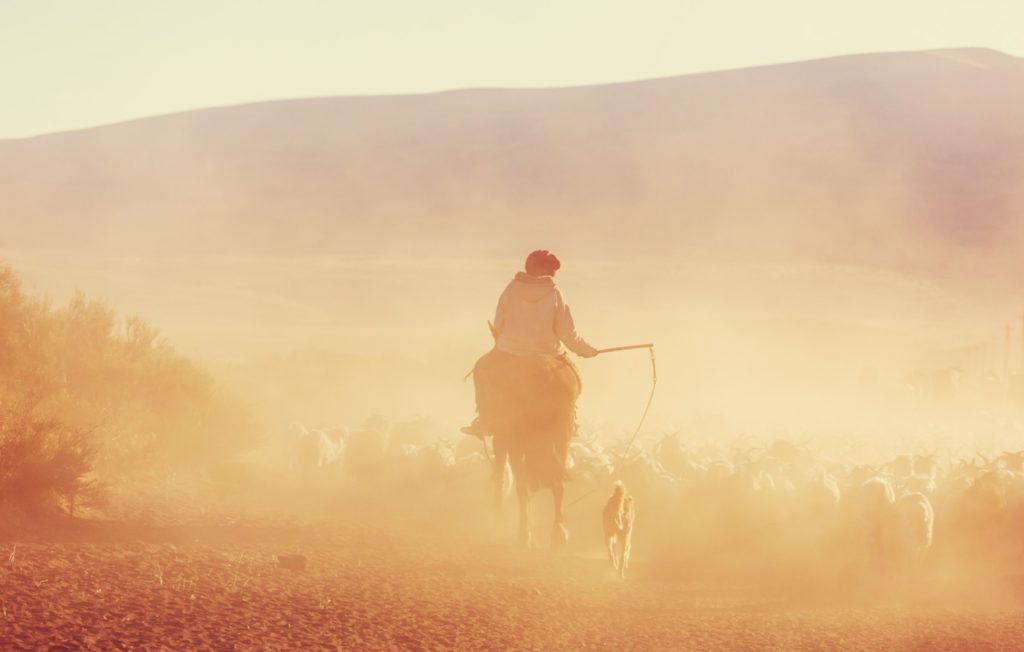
[2, 48, 1023, 277]
[4, 47, 1018, 143]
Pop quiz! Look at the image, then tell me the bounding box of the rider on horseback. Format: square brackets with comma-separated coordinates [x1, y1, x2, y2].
[462, 250, 598, 439]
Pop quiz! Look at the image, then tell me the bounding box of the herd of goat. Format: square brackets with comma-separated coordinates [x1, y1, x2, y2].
[280, 419, 1024, 578]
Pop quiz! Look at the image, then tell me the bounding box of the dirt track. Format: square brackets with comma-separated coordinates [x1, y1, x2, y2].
[3, 512, 1024, 652]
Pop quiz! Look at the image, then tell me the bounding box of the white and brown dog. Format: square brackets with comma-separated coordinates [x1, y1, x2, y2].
[602, 481, 635, 578]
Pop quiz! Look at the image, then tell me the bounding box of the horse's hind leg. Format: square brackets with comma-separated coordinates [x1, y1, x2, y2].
[551, 481, 569, 551]
[509, 454, 532, 548]
[492, 436, 509, 512]
[516, 476, 532, 548]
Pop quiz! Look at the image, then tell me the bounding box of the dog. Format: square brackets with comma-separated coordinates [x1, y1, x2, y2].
[602, 481, 635, 578]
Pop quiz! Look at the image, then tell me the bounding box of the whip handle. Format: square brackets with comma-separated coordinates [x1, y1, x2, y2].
[595, 343, 653, 355]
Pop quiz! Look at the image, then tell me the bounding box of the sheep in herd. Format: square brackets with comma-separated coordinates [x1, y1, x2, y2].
[602, 481, 636, 579]
[998, 450, 1024, 473]
[451, 450, 493, 485]
[274, 417, 1024, 581]
[311, 427, 347, 469]
[913, 454, 940, 479]
[390, 419, 438, 450]
[888, 454, 914, 481]
[892, 491, 934, 569]
[286, 422, 344, 471]
[568, 441, 614, 482]
[654, 432, 694, 478]
[947, 470, 1008, 557]
[857, 477, 896, 567]
[417, 439, 457, 475]
[343, 417, 391, 479]
[899, 474, 937, 496]
[802, 469, 841, 510]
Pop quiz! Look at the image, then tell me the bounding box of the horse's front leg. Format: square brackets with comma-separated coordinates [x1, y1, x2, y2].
[551, 480, 569, 551]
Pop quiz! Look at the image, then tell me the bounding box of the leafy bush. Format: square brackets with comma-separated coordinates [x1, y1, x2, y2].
[0, 266, 257, 515]
[0, 410, 104, 516]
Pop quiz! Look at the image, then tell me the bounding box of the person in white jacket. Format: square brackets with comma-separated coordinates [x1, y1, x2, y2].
[462, 250, 598, 438]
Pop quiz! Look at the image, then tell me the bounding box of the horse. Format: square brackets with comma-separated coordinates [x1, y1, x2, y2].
[479, 350, 581, 549]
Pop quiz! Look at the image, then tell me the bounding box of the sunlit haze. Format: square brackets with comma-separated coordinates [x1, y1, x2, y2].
[4, 2, 1024, 649]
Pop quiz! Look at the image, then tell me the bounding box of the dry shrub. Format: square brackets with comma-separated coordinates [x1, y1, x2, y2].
[0, 408, 105, 516]
[0, 265, 257, 516]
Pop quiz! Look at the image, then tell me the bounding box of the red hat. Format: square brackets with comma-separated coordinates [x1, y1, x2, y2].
[525, 250, 561, 276]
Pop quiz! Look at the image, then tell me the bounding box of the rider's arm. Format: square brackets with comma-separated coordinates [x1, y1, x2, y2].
[554, 291, 598, 358]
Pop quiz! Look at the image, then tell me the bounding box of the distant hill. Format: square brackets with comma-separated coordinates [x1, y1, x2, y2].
[2, 48, 1023, 276]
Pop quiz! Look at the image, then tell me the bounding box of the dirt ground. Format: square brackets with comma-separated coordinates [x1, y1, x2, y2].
[3, 504, 1024, 652]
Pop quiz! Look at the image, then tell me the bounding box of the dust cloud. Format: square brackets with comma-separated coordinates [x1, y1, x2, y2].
[5, 239, 1024, 650]
[5, 49, 1024, 649]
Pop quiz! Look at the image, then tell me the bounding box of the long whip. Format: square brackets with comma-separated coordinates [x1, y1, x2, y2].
[565, 343, 656, 511]
[594, 343, 657, 455]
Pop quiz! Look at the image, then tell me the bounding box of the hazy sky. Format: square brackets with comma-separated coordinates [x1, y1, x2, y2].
[2, 0, 1021, 138]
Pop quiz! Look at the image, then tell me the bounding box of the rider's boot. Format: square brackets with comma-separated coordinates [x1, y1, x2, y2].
[460, 417, 489, 439]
